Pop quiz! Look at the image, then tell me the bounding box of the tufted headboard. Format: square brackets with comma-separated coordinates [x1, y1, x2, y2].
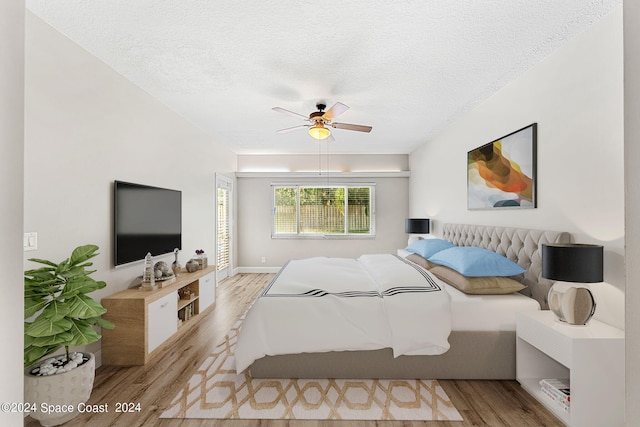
[440, 223, 571, 309]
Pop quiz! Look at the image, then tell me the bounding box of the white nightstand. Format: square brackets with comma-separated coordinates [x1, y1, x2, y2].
[516, 311, 624, 427]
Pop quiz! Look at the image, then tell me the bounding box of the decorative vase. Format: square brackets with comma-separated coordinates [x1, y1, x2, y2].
[24, 352, 96, 426]
[185, 259, 199, 273]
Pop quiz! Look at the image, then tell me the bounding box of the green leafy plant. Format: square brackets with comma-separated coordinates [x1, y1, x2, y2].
[24, 244, 115, 369]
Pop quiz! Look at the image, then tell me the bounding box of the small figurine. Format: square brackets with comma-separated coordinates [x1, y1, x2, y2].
[141, 252, 157, 291]
[171, 248, 181, 276]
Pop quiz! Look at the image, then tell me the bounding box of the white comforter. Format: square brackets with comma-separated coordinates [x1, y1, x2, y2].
[234, 254, 452, 373]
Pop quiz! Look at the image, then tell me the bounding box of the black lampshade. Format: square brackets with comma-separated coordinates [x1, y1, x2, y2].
[542, 243, 603, 283]
[405, 218, 430, 234]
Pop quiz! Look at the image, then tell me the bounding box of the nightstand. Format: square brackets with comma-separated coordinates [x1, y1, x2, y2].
[516, 310, 624, 427]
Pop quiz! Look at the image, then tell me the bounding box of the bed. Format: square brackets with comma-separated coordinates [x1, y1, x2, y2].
[236, 223, 570, 379]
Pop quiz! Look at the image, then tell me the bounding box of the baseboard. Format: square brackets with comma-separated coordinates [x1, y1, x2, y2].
[237, 266, 282, 274]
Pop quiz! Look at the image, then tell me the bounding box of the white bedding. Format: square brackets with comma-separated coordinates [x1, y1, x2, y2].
[234, 254, 452, 373]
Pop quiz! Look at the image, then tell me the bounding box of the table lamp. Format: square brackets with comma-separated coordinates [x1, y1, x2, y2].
[405, 218, 430, 245]
[542, 243, 603, 325]
[405, 218, 430, 234]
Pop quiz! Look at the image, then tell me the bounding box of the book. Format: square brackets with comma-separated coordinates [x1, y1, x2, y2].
[540, 386, 570, 413]
[540, 379, 570, 399]
[540, 378, 570, 406]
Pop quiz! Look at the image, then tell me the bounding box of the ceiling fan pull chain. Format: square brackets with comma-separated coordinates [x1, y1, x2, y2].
[318, 141, 322, 176]
[326, 139, 330, 185]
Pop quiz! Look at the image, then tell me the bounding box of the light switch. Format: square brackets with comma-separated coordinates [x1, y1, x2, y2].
[24, 232, 38, 251]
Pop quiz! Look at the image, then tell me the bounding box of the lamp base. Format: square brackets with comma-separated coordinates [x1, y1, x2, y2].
[548, 282, 596, 325]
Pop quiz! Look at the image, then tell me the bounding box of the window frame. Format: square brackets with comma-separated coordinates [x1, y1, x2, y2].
[271, 183, 376, 239]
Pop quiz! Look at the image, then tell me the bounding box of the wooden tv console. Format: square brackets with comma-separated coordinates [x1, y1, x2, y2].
[101, 265, 216, 365]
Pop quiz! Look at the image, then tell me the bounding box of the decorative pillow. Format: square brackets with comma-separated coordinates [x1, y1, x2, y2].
[429, 265, 527, 295]
[428, 246, 526, 277]
[405, 238, 456, 259]
[405, 253, 437, 270]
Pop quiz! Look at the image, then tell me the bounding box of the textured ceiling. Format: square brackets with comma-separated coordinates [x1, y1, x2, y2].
[26, 0, 621, 155]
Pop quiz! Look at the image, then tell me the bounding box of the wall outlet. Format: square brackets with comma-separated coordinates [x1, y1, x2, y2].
[261, 257, 266, 264]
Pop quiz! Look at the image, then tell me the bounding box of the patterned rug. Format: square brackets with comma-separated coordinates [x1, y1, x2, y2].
[161, 319, 462, 421]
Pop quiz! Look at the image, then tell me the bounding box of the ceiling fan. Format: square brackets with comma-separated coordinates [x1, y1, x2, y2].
[273, 102, 372, 141]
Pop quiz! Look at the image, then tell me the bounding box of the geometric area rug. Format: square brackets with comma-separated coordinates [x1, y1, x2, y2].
[161, 319, 463, 421]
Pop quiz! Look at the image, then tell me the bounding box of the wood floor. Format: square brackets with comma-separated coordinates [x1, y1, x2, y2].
[26, 273, 563, 427]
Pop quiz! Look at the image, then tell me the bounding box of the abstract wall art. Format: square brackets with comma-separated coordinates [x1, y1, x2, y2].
[467, 123, 537, 210]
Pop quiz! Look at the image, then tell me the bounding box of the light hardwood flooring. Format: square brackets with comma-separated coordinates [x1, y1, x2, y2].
[26, 273, 562, 427]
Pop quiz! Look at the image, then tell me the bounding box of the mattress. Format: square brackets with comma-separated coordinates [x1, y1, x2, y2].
[444, 282, 540, 330]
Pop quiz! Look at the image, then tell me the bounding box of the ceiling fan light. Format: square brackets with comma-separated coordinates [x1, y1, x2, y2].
[308, 124, 331, 140]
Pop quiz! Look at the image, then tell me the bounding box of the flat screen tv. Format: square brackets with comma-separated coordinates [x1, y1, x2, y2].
[114, 180, 182, 266]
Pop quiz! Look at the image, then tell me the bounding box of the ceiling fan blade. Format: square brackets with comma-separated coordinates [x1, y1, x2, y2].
[322, 102, 349, 120]
[272, 107, 308, 120]
[331, 122, 373, 133]
[325, 134, 335, 143]
[276, 125, 309, 134]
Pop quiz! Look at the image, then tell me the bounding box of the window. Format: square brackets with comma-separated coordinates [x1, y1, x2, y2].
[216, 178, 231, 280]
[272, 184, 375, 238]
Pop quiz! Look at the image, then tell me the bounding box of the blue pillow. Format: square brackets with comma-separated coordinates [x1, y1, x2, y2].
[405, 238, 456, 259]
[428, 246, 526, 277]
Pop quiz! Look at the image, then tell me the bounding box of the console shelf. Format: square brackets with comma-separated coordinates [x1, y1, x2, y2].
[178, 296, 198, 311]
[101, 265, 216, 365]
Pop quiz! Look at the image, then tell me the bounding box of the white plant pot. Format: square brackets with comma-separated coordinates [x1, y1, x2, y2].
[24, 352, 96, 426]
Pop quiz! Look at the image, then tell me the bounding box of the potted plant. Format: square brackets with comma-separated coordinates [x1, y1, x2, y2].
[24, 244, 115, 426]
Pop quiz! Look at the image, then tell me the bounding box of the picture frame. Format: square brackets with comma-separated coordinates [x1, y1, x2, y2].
[467, 123, 537, 210]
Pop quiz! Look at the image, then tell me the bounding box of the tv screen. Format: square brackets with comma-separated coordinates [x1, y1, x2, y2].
[114, 181, 182, 266]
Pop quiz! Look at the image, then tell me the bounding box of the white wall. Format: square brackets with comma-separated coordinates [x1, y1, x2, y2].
[237, 154, 410, 269]
[24, 13, 237, 363]
[409, 7, 624, 329]
[0, 1, 25, 425]
[624, 1, 640, 423]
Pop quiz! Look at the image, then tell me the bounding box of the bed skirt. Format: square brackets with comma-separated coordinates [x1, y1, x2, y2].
[249, 330, 516, 380]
